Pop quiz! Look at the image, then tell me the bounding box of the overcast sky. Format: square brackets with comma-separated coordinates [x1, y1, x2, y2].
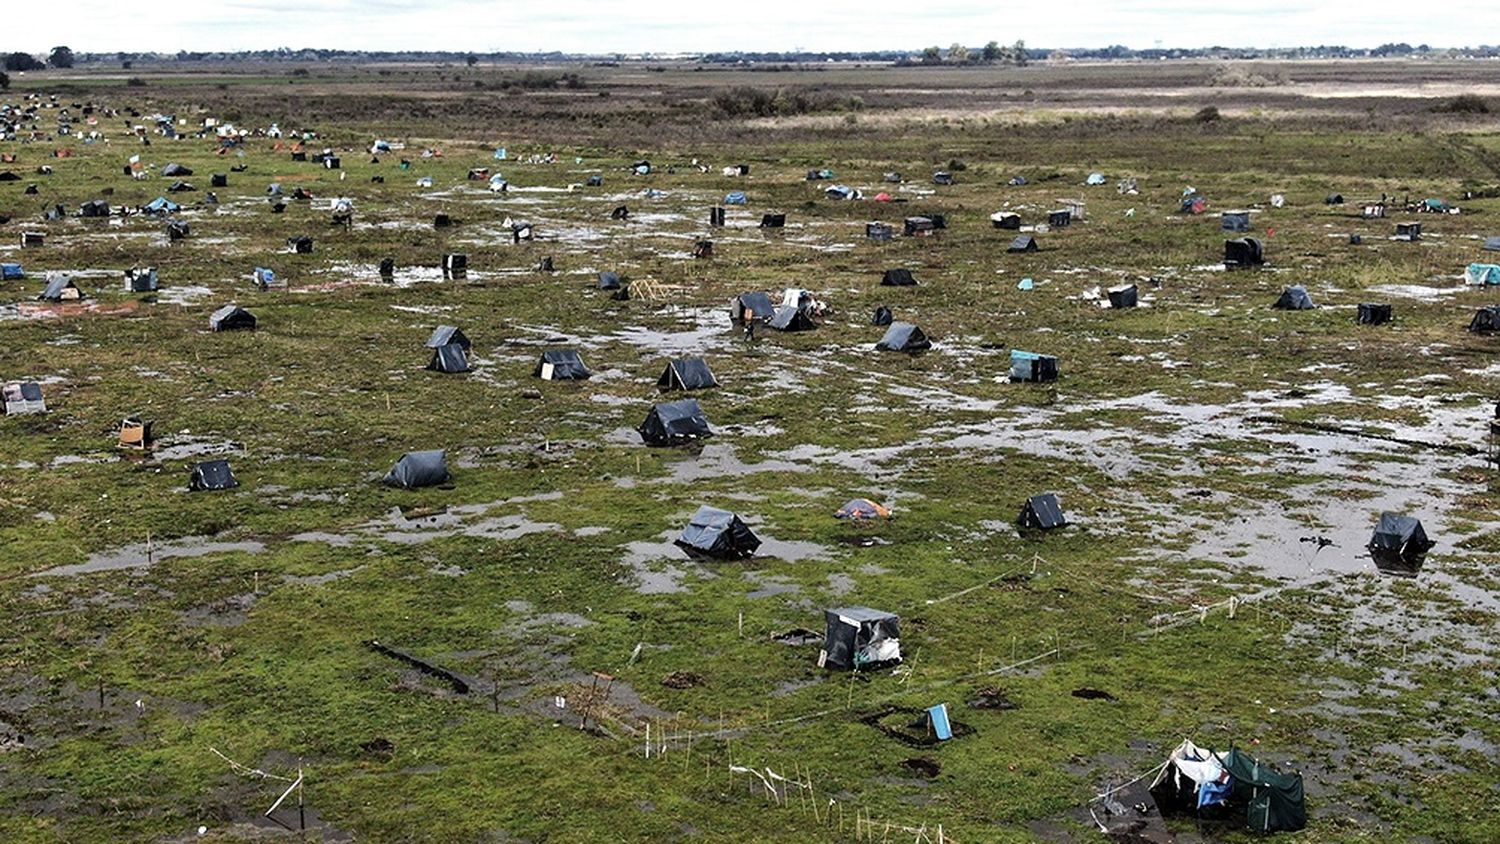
[11, 1, 1497, 55]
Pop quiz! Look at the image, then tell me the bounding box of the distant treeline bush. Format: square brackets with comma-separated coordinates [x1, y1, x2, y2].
[1433, 94, 1489, 114]
[710, 86, 863, 118]
[499, 72, 585, 91]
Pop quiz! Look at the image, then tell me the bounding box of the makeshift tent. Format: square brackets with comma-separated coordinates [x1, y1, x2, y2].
[825, 184, 859, 200]
[189, 459, 238, 492]
[1047, 210, 1071, 228]
[904, 216, 940, 236]
[1008, 235, 1038, 253]
[586, 175, 603, 187]
[211, 173, 228, 188]
[806, 168, 834, 180]
[166, 181, 195, 193]
[125, 266, 158, 293]
[383, 450, 451, 489]
[1018, 493, 1067, 530]
[932, 171, 954, 185]
[1010, 350, 1058, 383]
[759, 213, 785, 228]
[821, 607, 901, 671]
[693, 240, 714, 259]
[609, 205, 629, 221]
[1466, 263, 1500, 285]
[875, 322, 931, 353]
[1224, 237, 1264, 268]
[2, 381, 45, 415]
[426, 325, 470, 351]
[427, 343, 469, 373]
[767, 306, 816, 331]
[1325, 193, 1344, 205]
[871, 305, 893, 326]
[0, 263, 22, 280]
[20, 232, 45, 248]
[632, 160, 651, 175]
[38, 275, 82, 302]
[209, 304, 256, 331]
[288, 236, 313, 254]
[1181, 194, 1208, 214]
[724, 191, 747, 205]
[866, 222, 894, 241]
[835, 498, 892, 520]
[534, 350, 591, 380]
[160, 162, 192, 176]
[674, 505, 761, 559]
[709, 207, 726, 227]
[117, 415, 153, 449]
[443, 254, 467, 277]
[1471, 306, 1500, 333]
[143, 196, 179, 215]
[731, 292, 776, 324]
[638, 398, 712, 445]
[166, 219, 190, 240]
[1222, 210, 1251, 232]
[1150, 740, 1306, 833]
[990, 211, 1021, 230]
[1273, 285, 1315, 310]
[881, 268, 917, 287]
[1395, 222, 1421, 241]
[1086, 172, 1106, 185]
[1357, 303, 1392, 325]
[253, 267, 277, 289]
[80, 199, 109, 218]
[1107, 284, 1138, 309]
[657, 357, 718, 391]
[1484, 236, 1500, 252]
[597, 271, 622, 290]
[1368, 512, 1434, 561]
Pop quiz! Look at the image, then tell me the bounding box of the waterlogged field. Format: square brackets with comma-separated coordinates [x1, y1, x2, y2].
[2, 60, 1500, 843]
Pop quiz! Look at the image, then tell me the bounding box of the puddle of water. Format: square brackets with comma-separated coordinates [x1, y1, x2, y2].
[34, 538, 266, 577]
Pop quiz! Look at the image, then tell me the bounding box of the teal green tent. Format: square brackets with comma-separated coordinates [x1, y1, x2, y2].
[1151, 739, 1306, 833]
[1466, 263, 1500, 285]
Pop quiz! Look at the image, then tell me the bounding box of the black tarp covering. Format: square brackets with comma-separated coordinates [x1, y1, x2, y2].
[534, 350, 590, 380]
[821, 607, 901, 671]
[189, 459, 238, 491]
[674, 505, 760, 559]
[209, 305, 256, 331]
[1019, 493, 1067, 530]
[383, 449, 451, 489]
[639, 398, 712, 445]
[426, 325, 470, 350]
[427, 343, 469, 373]
[1273, 285, 1315, 310]
[657, 357, 718, 391]
[875, 322, 931, 352]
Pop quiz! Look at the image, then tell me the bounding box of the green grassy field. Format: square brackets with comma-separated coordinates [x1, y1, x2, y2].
[1, 60, 1499, 843]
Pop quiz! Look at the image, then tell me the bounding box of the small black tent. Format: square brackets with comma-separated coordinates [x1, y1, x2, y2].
[1225, 237, 1264, 268]
[866, 222, 894, 241]
[160, 162, 192, 177]
[821, 607, 901, 671]
[383, 449, 451, 489]
[1221, 210, 1251, 232]
[658, 358, 718, 391]
[125, 266, 158, 293]
[1368, 511, 1433, 560]
[426, 325, 470, 351]
[767, 306, 817, 332]
[674, 505, 760, 559]
[209, 305, 256, 332]
[288, 236, 313, 254]
[427, 343, 469, 373]
[875, 322, 931, 353]
[1395, 222, 1421, 242]
[731, 292, 776, 325]
[760, 213, 786, 228]
[189, 459, 238, 491]
[1047, 210, 1072, 228]
[1273, 285, 1315, 310]
[38, 275, 83, 302]
[1357, 303, 1392, 325]
[597, 271, 622, 290]
[1107, 284, 1138, 309]
[534, 350, 591, 380]
[871, 305, 893, 326]
[1019, 493, 1067, 530]
[990, 211, 1021, 230]
[1469, 306, 1500, 333]
[1008, 235, 1038, 253]
[1325, 193, 1344, 205]
[882, 268, 918, 287]
[1009, 351, 1058, 383]
[80, 199, 110, 218]
[639, 398, 712, 445]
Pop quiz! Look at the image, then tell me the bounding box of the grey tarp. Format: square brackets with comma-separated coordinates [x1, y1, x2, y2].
[1008, 235, 1038, 253]
[674, 505, 760, 559]
[384, 449, 451, 489]
[639, 398, 712, 445]
[731, 292, 777, 324]
[38, 275, 82, 301]
[875, 322, 931, 353]
[209, 305, 256, 331]
[767, 306, 816, 331]
[1273, 285, 1315, 310]
[657, 357, 718, 391]
[426, 325, 470, 351]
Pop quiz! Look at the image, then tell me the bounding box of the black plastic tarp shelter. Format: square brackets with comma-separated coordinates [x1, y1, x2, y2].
[1368, 512, 1433, 560]
[597, 271, 622, 290]
[125, 266, 157, 293]
[534, 350, 591, 380]
[38, 275, 82, 301]
[1107, 284, 1138, 309]
[1469, 306, 1500, 333]
[760, 214, 786, 228]
[1009, 350, 1058, 383]
[767, 306, 816, 331]
[189, 459, 238, 491]
[882, 268, 917, 286]
[821, 607, 901, 671]
[383, 449, 451, 489]
[161, 162, 192, 176]
[1019, 493, 1067, 529]
[731, 292, 776, 324]
[1485, 236, 1500, 252]
[427, 343, 469, 373]
[426, 325, 470, 351]
[209, 305, 256, 331]
[1357, 303, 1392, 325]
[1221, 210, 1251, 232]
[1273, 285, 1315, 310]
[875, 322, 931, 353]
[871, 305, 893, 326]
[674, 505, 760, 559]
[1225, 237, 1264, 268]
[1008, 235, 1038, 253]
[80, 199, 109, 218]
[657, 358, 718, 391]
[639, 398, 712, 445]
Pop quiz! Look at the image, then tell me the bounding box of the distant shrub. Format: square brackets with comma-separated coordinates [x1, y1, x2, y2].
[291, 68, 310, 78]
[1433, 94, 1489, 114]
[125, 77, 146, 87]
[948, 159, 968, 171]
[499, 72, 584, 91]
[1207, 64, 1288, 88]
[1194, 106, 1222, 123]
[710, 86, 854, 119]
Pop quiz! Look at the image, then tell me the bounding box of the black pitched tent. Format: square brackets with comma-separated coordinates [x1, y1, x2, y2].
[1107, 284, 1138, 309]
[990, 211, 1021, 230]
[731, 292, 776, 325]
[881, 268, 917, 286]
[1273, 285, 1315, 310]
[1047, 210, 1072, 228]
[1008, 234, 1038, 253]
[383, 449, 451, 489]
[534, 350, 591, 380]
[1368, 512, 1433, 561]
[1010, 351, 1059, 383]
[1225, 237, 1264, 268]
[875, 322, 931, 353]
[427, 343, 469, 373]
[674, 505, 760, 559]
[638, 398, 712, 445]
[209, 305, 256, 332]
[597, 271, 622, 290]
[80, 199, 110, 218]
[1395, 222, 1421, 242]
[1325, 193, 1344, 205]
[866, 222, 894, 241]
[189, 459, 238, 492]
[125, 266, 159, 293]
[1019, 493, 1067, 530]
[1221, 210, 1251, 232]
[657, 357, 718, 391]
[767, 306, 816, 332]
[1357, 303, 1392, 325]
[821, 607, 901, 671]
[871, 305, 893, 326]
[426, 325, 470, 351]
[760, 213, 786, 228]
[38, 275, 83, 302]
[160, 162, 192, 177]
[1470, 306, 1500, 333]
